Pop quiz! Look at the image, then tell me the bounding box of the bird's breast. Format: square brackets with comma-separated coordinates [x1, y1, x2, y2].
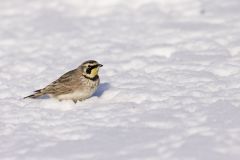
[57, 85, 98, 101]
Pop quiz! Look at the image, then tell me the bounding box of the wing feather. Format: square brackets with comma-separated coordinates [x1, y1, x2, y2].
[42, 69, 82, 96]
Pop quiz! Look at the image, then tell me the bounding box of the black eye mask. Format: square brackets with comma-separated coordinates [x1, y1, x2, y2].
[86, 67, 91, 74]
[86, 65, 98, 74]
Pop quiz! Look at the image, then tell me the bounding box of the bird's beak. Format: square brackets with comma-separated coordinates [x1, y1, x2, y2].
[98, 64, 103, 67]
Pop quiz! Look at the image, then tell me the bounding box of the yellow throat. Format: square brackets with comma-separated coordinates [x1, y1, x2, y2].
[89, 67, 99, 78]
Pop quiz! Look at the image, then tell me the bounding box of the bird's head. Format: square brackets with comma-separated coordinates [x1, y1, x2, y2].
[80, 60, 103, 79]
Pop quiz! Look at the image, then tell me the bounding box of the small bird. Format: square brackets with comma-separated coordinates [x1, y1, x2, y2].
[24, 60, 103, 103]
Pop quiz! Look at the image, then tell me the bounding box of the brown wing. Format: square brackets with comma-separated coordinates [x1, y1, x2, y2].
[42, 69, 82, 96]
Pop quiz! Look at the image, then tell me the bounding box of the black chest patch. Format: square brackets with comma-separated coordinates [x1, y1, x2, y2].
[84, 75, 99, 81]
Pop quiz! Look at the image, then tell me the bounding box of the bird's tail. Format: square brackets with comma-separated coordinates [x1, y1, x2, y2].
[24, 89, 45, 99]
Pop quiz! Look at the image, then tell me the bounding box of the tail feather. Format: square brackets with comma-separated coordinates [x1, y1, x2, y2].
[24, 89, 45, 99]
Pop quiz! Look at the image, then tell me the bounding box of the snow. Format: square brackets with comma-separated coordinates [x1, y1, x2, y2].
[1, 0, 240, 159]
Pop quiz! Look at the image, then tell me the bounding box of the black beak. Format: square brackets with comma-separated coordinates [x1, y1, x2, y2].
[98, 64, 103, 67]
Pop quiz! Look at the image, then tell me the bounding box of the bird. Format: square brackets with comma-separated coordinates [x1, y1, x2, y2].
[24, 60, 103, 103]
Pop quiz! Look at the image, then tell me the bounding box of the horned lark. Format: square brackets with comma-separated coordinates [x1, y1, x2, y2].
[24, 60, 103, 103]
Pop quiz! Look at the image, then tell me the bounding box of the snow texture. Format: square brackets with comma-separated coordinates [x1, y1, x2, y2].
[1, 0, 240, 159]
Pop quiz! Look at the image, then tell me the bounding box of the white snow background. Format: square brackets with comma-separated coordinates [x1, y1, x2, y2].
[1, 0, 240, 159]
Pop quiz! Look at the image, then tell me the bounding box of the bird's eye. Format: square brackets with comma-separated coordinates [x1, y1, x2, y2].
[86, 67, 91, 74]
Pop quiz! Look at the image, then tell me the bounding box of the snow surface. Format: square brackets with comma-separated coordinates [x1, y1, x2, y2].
[1, 0, 240, 159]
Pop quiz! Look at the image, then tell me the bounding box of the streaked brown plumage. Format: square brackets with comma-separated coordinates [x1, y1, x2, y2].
[24, 60, 103, 103]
